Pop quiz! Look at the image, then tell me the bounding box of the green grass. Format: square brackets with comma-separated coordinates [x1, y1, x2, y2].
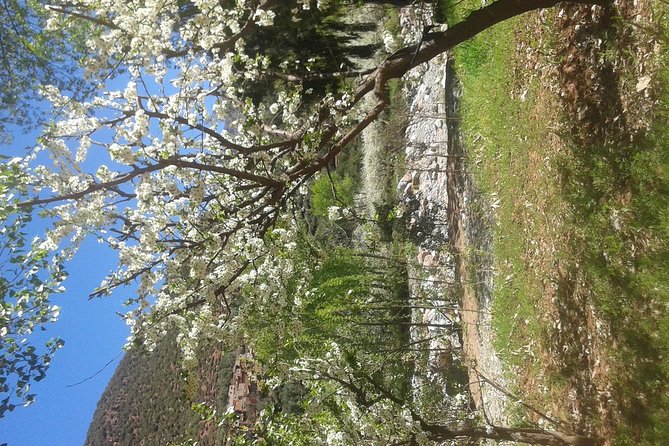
[562, 63, 669, 444]
[557, 8, 669, 442]
[450, 0, 669, 442]
[452, 14, 551, 370]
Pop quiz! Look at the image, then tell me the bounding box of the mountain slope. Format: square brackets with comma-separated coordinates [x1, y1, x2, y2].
[86, 334, 234, 446]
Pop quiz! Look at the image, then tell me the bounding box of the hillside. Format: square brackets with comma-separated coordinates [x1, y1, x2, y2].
[85, 335, 234, 446]
[449, 0, 669, 442]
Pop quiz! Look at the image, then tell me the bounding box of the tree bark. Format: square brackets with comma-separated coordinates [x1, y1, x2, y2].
[371, 0, 613, 85]
[438, 426, 598, 446]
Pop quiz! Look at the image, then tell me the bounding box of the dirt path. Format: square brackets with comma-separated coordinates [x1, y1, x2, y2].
[442, 57, 485, 412]
[449, 188, 485, 412]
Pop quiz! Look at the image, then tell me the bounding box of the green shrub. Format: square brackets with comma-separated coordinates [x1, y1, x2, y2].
[310, 173, 355, 218]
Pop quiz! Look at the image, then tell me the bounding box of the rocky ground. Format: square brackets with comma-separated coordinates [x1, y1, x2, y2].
[397, 5, 511, 426]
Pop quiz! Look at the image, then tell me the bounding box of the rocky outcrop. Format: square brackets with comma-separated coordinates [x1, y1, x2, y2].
[398, 5, 510, 426]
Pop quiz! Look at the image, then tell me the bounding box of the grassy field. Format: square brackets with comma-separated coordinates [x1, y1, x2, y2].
[445, 0, 669, 443]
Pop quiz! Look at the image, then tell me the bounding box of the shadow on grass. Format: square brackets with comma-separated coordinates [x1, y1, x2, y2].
[555, 4, 669, 443]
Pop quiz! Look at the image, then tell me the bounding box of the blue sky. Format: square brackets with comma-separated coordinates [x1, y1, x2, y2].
[1, 60, 193, 445]
[2, 240, 129, 446]
[1, 116, 131, 445]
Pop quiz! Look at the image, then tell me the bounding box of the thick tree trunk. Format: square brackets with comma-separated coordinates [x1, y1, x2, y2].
[416, 421, 598, 445]
[413, 0, 611, 68]
[448, 426, 598, 446]
[350, 0, 613, 101]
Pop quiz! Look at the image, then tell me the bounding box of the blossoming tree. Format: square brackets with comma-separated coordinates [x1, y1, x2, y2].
[11, 0, 611, 442]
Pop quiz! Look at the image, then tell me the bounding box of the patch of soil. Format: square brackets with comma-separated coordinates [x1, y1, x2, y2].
[556, 3, 629, 145]
[443, 56, 485, 413]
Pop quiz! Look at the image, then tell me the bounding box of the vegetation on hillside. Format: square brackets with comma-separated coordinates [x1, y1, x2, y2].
[86, 334, 236, 446]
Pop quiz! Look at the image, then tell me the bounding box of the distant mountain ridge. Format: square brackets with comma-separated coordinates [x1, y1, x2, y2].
[86, 334, 234, 446]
